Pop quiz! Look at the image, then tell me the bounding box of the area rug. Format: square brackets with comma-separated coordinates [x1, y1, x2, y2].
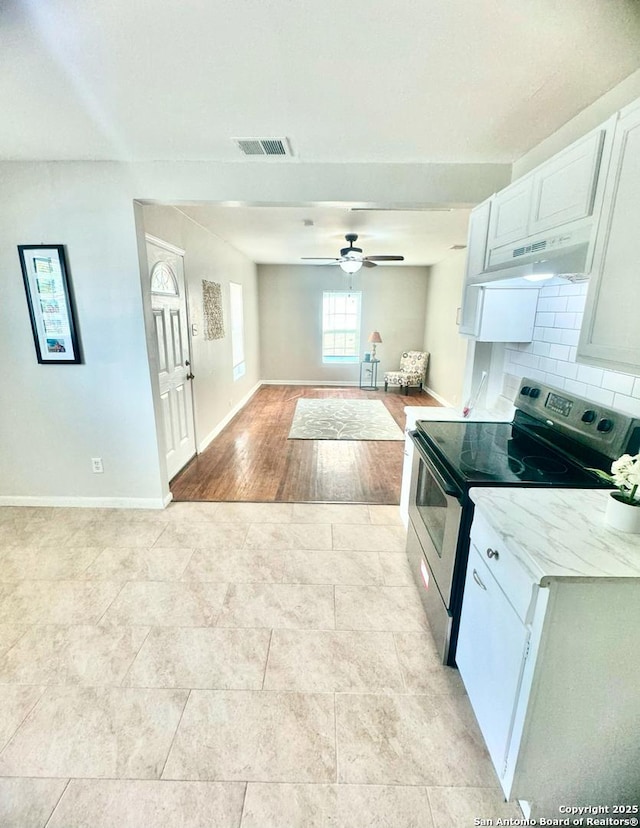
[288, 399, 404, 441]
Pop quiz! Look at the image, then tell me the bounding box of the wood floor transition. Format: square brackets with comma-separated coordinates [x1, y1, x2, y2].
[170, 384, 440, 504]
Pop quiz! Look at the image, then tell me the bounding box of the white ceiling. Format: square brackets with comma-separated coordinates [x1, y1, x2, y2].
[1, 0, 639, 164]
[176, 203, 471, 265]
[3, 0, 639, 264]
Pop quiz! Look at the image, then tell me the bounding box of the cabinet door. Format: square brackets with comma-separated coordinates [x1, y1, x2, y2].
[456, 546, 530, 779]
[486, 178, 533, 250]
[465, 197, 492, 279]
[460, 287, 538, 342]
[529, 129, 605, 236]
[459, 284, 483, 337]
[476, 288, 538, 342]
[577, 99, 640, 374]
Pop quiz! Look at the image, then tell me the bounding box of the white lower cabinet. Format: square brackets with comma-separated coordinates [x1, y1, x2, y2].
[457, 509, 640, 816]
[456, 545, 530, 776]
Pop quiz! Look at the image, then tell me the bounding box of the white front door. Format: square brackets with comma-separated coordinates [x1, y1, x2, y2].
[147, 237, 196, 480]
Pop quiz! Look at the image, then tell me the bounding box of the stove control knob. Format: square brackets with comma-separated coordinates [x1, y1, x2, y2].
[520, 386, 531, 396]
[597, 418, 614, 433]
[529, 387, 541, 399]
[581, 410, 597, 424]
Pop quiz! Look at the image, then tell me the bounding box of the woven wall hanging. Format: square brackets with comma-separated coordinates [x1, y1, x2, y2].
[202, 280, 225, 340]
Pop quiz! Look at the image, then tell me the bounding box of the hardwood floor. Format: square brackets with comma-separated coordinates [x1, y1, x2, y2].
[170, 385, 441, 504]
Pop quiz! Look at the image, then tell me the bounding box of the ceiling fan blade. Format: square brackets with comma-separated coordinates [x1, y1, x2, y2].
[362, 260, 377, 268]
[301, 258, 340, 263]
[364, 255, 405, 262]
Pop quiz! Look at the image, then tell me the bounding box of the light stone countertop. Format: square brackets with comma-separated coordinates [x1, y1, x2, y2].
[403, 403, 514, 430]
[469, 487, 640, 583]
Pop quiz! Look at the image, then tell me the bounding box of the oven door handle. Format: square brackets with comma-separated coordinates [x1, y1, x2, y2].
[410, 431, 463, 499]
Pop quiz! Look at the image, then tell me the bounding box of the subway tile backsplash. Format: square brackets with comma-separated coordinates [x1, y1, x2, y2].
[503, 282, 640, 417]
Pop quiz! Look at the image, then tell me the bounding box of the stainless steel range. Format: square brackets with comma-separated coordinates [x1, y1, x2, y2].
[406, 377, 640, 667]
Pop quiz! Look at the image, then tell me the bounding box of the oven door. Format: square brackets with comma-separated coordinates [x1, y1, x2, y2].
[408, 431, 463, 608]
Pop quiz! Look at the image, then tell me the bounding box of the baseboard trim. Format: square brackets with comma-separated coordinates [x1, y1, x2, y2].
[260, 380, 360, 387]
[425, 385, 454, 407]
[197, 381, 263, 453]
[0, 495, 168, 510]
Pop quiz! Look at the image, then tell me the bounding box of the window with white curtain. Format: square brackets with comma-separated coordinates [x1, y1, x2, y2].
[229, 282, 245, 380]
[322, 291, 362, 363]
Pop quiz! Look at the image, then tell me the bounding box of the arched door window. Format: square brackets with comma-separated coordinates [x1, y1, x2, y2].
[150, 261, 179, 296]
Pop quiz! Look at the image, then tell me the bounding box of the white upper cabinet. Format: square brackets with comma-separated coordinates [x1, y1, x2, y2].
[577, 99, 640, 374]
[464, 196, 493, 280]
[485, 121, 611, 269]
[461, 286, 539, 341]
[460, 197, 494, 338]
[528, 129, 605, 236]
[459, 282, 484, 337]
[459, 196, 539, 341]
[486, 178, 533, 252]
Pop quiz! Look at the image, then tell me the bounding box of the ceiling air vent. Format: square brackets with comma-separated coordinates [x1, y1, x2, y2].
[232, 137, 293, 157]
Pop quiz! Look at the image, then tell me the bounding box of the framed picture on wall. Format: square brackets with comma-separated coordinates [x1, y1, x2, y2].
[18, 244, 82, 364]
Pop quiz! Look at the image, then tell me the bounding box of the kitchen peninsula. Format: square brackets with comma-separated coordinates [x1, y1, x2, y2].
[457, 486, 640, 817]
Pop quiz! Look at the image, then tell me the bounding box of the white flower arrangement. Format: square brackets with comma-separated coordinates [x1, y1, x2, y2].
[591, 453, 640, 506]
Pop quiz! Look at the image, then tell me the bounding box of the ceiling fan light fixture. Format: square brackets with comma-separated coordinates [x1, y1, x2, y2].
[339, 259, 363, 274]
[302, 234, 403, 272]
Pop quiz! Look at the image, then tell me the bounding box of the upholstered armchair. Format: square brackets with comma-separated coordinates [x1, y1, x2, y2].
[384, 351, 429, 395]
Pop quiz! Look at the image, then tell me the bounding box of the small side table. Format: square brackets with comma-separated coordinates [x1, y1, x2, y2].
[359, 359, 380, 390]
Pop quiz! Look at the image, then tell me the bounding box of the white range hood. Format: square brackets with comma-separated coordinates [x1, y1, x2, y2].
[476, 223, 592, 286]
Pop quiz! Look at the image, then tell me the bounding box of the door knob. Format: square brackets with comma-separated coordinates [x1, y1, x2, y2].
[186, 372, 195, 381]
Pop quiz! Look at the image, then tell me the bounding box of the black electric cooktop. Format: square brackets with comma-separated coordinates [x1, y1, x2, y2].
[415, 418, 610, 490]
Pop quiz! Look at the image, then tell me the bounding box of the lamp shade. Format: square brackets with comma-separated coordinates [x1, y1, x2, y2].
[368, 331, 382, 344]
[339, 259, 363, 274]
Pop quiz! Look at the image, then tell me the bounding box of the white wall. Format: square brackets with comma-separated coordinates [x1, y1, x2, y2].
[0, 158, 507, 506]
[140, 206, 260, 450]
[127, 161, 510, 206]
[503, 281, 640, 417]
[0, 164, 164, 505]
[258, 264, 429, 383]
[512, 69, 640, 179]
[422, 250, 469, 406]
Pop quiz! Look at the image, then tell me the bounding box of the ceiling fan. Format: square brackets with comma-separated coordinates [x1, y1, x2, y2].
[301, 234, 404, 274]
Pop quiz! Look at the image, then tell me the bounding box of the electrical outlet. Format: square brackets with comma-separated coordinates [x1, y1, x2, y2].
[91, 457, 104, 474]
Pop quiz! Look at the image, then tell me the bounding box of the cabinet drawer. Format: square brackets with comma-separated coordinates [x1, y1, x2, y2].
[470, 510, 538, 623]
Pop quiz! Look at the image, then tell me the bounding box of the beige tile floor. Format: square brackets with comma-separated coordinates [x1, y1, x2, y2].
[0, 503, 523, 827]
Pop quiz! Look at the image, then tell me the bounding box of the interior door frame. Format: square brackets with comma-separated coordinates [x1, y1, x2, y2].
[145, 232, 198, 484]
